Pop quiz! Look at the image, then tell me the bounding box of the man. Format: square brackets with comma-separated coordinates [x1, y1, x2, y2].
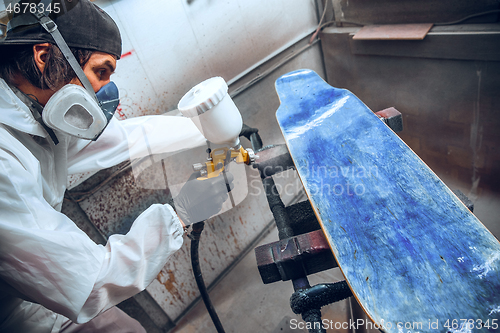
[0, 0, 232, 331]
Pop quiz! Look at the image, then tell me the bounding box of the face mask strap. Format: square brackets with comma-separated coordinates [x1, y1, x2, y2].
[32, 4, 99, 102]
[8, 83, 60, 145]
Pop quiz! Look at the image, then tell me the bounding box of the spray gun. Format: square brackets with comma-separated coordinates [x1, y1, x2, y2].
[178, 77, 257, 179]
[177, 77, 262, 333]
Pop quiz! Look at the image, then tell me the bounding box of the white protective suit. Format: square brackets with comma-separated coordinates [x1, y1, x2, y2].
[0, 78, 206, 332]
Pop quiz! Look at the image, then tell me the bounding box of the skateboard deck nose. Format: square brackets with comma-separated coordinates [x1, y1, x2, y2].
[275, 69, 343, 121]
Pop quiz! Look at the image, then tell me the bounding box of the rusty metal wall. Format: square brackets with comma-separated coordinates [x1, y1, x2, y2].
[63, 0, 326, 330]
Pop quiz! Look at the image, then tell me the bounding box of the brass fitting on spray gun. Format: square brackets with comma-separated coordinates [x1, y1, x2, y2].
[193, 144, 257, 179]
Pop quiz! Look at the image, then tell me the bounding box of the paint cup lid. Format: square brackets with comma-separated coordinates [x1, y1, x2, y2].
[178, 77, 228, 118]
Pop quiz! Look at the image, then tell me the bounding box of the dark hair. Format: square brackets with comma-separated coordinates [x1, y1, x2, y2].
[0, 44, 93, 90]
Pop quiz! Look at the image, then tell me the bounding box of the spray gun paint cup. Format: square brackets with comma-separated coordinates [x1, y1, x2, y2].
[178, 77, 243, 148]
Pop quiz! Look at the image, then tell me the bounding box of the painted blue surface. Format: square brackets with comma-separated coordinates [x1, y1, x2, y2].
[276, 69, 500, 333]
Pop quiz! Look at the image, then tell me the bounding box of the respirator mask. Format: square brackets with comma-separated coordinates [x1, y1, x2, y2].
[41, 80, 119, 141]
[3, 0, 120, 142]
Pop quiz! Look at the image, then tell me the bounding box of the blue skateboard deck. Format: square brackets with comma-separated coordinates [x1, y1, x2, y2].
[275, 69, 500, 332]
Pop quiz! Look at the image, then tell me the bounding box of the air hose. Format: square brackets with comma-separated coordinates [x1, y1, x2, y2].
[189, 221, 226, 333]
[188, 125, 261, 333]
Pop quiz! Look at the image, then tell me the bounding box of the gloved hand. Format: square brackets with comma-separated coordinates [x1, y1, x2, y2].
[173, 171, 234, 225]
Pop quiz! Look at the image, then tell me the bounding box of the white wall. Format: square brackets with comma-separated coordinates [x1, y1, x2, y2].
[95, 0, 319, 118]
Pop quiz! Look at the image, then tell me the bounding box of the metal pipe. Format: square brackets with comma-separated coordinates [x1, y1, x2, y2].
[290, 282, 352, 315]
[253, 131, 325, 333]
[262, 177, 295, 240]
[248, 130, 295, 240]
[302, 309, 326, 333]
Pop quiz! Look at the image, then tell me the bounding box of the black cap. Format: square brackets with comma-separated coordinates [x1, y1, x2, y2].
[1, 0, 122, 58]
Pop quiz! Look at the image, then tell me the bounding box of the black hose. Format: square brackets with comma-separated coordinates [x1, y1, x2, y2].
[262, 177, 294, 240]
[290, 282, 352, 315]
[187, 124, 260, 333]
[302, 309, 326, 333]
[190, 221, 226, 333]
